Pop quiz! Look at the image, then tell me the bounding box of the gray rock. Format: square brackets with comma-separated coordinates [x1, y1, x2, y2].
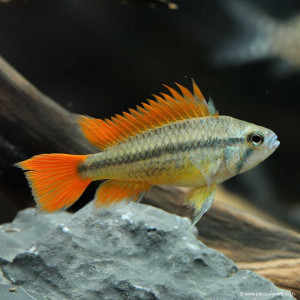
[0, 268, 9, 284]
[1, 256, 48, 300]
[0, 284, 48, 300]
[0, 202, 295, 300]
[0, 208, 71, 262]
[0, 209, 70, 299]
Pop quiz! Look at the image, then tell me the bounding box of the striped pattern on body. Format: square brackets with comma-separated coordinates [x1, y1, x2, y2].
[79, 116, 245, 187]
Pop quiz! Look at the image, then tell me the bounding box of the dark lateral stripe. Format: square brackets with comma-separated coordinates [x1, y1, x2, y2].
[79, 137, 244, 172]
[236, 148, 254, 174]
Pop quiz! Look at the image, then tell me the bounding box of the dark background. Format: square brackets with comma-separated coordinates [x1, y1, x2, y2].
[0, 0, 299, 227]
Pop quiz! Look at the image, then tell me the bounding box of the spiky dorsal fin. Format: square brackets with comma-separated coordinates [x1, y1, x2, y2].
[78, 80, 218, 150]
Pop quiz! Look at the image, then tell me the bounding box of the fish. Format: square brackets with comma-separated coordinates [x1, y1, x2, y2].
[16, 80, 280, 224]
[214, 0, 300, 74]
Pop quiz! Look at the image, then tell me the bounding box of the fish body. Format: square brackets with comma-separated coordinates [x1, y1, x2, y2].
[17, 80, 279, 223]
[79, 116, 276, 187]
[215, 0, 300, 73]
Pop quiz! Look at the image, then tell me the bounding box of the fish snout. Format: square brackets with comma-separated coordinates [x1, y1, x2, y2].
[268, 134, 280, 151]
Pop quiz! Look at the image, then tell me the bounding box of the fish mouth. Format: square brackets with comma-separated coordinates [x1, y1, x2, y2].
[269, 135, 280, 150]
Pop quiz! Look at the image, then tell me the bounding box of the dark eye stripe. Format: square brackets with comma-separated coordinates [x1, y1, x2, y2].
[236, 148, 254, 174]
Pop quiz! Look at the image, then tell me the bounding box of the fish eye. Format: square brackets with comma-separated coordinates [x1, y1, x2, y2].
[248, 132, 264, 146]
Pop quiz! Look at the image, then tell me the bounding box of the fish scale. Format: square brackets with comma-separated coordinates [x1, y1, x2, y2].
[80, 117, 245, 187]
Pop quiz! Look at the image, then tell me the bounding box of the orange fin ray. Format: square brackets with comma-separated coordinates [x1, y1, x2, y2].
[16, 154, 92, 212]
[192, 78, 205, 101]
[78, 80, 217, 150]
[94, 180, 151, 209]
[175, 82, 195, 101]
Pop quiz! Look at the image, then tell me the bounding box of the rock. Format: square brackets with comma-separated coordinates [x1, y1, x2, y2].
[0, 208, 72, 262]
[0, 268, 8, 284]
[0, 202, 295, 300]
[1, 256, 47, 300]
[0, 284, 48, 300]
[0, 208, 71, 300]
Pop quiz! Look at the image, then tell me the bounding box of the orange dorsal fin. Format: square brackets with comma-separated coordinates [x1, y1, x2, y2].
[94, 180, 151, 208]
[78, 80, 218, 150]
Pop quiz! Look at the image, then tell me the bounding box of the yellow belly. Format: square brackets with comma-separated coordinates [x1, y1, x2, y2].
[97, 155, 209, 187]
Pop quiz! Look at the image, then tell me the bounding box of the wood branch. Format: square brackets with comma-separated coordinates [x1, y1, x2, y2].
[0, 56, 299, 298]
[0, 55, 96, 167]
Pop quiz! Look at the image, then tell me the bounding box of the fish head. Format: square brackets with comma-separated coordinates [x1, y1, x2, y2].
[227, 117, 280, 175]
[218, 116, 280, 179]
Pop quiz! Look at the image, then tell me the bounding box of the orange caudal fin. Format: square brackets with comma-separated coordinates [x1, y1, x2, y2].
[16, 154, 92, 213]
[94, 180, 151, 209]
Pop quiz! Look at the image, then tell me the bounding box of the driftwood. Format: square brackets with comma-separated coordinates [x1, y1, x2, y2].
[0, 56, 96, 160]
[0, 56, 299, 298]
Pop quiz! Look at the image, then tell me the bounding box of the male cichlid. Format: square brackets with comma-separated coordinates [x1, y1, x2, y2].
[17, 80, 280, 224]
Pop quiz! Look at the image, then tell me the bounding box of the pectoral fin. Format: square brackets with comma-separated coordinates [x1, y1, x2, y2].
[185, 184, 216, 225]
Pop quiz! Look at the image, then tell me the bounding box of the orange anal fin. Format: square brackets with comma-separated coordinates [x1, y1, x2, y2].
[94, 180, 151, 209]
[16, 154, 92, 213]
